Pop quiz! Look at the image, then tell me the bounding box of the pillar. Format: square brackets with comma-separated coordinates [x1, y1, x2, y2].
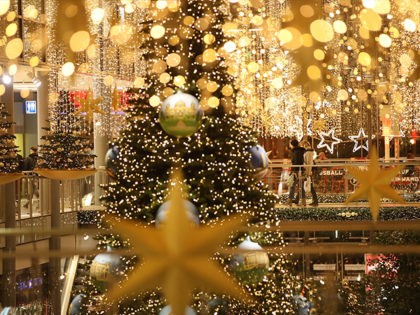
[49, 180, 61, 314]
[37, 70, 50, 214]
[94, 124, 108, 205]
[1, 80, 16, 307]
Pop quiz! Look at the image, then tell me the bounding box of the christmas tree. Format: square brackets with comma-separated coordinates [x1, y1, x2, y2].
[73, 0, 296, 313]
[0, 102, 20, 173]
[37, 91, 95, 170]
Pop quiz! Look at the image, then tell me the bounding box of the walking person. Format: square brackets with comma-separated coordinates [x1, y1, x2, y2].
[287, 139, 306, 206]
[302, 140, 319, 206]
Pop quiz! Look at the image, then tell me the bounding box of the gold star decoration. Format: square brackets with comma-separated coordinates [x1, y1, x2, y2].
[345, 148, 404, 221]
[75, 88, 104, 121]
[105, 169, 249, 315]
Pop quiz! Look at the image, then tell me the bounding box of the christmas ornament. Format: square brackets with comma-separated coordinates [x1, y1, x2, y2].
[230, 236, 269, 284]
[348, 128, 369, 153]
[159, 92, 203, 138]
[156, 199, 199, 226]
[104, 169, 249, 315]
[345, 148, 404, 221]
[68, 294, 85, 315]
[105, 146, 119, 177]
[159, 305, 196, 315]
[249, 145, 269, 179]
[317, 129, 341, 154]
[90, 251, 122, 292]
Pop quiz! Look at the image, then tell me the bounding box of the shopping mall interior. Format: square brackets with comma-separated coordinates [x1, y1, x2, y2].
[0, 0, 419, 314]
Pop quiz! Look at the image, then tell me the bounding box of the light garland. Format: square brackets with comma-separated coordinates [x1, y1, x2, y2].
[317, 129, 342, 154]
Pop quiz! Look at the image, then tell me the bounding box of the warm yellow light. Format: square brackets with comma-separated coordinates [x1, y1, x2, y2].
[222, 22, 238, 35]
[0, 0, 10, 16]
[223, 41, 236, 53]
[70, 31, 90, 52]
[5, 38, 23, 59]
[337, 89, 349, 101]
[166, 53, 181, 67]
[20, 89, 30, 99]
[333, 20, 347, 34]
[159, 72, 171, 84]
[6, 11, 15, 21]
[156, 0, 168, 9]
[29, 56, 40, 67]
[203, 48, 217, 63]
[5, 23, 17, 37]
[208, 96, 220, 108]
[221, 85, 233, 96]
[61, 62, 75, 77]
[109, 24, 134, 46]
[359, 26, 370, 39]
[183, 16, 195, 26]
[309, 91, 320, 102]
[91, 8, 105, 24]
[103, 75, 114, 86]
[135, 0, 151, 9]
[372, 0, 390, 14]
[168, 35, 180, 46]
[276, 29, 292, 43]
[247, 62, 259, 73]
[251, 15, 264, 26]
[362, 0, 375, 9]
[0, 84, 5, 96]
[133, 77, 145, 88]
[313, 49, 325, 61]
[151, 25, 165, 39]
[206, 81, 218, 92]
[8, 64, 17, 75]
[310, 20, 334, 42]
[125, 3, 135, 13]
[358, 52, 371, 66]
[403, 19, 416, 32]
[152, 60, 167, 73]
[23, 5, 38, 19]
[378, 33, 392, 47]
[203, 34, 216, 45]
[299, 5, 314, 18]
[173, 75, 186, 87]
[149, 95, 160, 107]
[307, 65, 322, 80]
[360, 9, 382, 31]
[271, 77, 283, 89]
[238, 36, 251, 47]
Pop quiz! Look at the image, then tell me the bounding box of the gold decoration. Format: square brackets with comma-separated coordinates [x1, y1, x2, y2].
[0, 173, 23, 185]
[35, 169, 96, 181]
[75, 89, 104, 121]
[105, 170, 249, 315]
[345, 148, 404, 221]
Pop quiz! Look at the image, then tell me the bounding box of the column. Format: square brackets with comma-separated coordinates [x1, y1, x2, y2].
[49, 180, 61, 314]
[94, 124, 108, 205]
[37, 70, 50, 214]
[1, 81, 16, 307]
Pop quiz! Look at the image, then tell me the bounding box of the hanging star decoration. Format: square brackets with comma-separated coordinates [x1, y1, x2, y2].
[348, 128, 369, 153]
[345, 148, 404, 221]
[317, 129, 341, 154]
[75, 89, 104, 121]
[111, 86, 122, 113]
[104, 169, 250, 315]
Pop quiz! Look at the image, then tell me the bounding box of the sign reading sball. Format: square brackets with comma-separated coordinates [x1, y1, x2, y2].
[159, 91, 203, 138]
[249, 145, 269, 179]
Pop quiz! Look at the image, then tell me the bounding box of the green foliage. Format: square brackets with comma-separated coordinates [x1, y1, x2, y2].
[0, 102, 20, 173]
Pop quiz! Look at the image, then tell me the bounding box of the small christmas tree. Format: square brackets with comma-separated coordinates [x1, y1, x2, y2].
[0, 102, 21, 173]
[37, 91, 95, 170]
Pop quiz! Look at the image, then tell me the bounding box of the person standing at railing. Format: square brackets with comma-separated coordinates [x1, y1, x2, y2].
[302, 141, 319, 206]
[287, 139, 306, 206]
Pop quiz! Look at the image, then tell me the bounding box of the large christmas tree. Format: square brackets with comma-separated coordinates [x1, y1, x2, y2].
[37, 91, 95, 170]
[73, 0, 297, 313]
[0, 102, 20, 173]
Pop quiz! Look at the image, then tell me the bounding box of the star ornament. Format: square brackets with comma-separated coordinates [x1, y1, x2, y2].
[75, 88, 105, 121]
[104, 169, 250, 315]
[317, 129, 341, 154]
[348, 128, 369, 153]
[345, 148, 404, 221]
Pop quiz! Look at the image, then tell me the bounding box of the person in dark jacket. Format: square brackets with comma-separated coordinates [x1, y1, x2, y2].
[287, 139, 306, 206]
[23, 146, 38, 171]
